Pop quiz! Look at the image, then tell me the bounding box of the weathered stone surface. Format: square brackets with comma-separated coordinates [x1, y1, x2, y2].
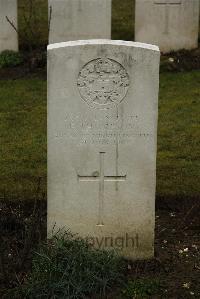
[135, 0, 199, 53]
[48, 0, 111, 44]
[47, 40, 160, 259]
[0, 0, 18, 53]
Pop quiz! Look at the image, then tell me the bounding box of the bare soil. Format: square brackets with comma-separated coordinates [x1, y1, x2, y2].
[160, 47, 200, 72]
[0, 197, 199, 298]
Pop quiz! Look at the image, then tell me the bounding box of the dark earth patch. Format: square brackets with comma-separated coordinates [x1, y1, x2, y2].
[0, 47, 199, 80]
[160, 47, 200, 72]
[0, 197, 199, 298]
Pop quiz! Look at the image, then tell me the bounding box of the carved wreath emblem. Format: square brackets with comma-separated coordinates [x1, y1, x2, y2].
[77, 58, 130, 109]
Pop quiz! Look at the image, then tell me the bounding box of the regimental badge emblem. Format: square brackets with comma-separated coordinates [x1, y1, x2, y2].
[77, 58, 130, 109]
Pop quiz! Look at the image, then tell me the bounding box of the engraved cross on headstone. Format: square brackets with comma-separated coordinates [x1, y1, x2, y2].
[154, 0, 182, 34]
[78, 152, 126, 226]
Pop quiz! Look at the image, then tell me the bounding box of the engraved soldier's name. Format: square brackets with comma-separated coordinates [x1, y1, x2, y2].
[54, 114, 153, 145]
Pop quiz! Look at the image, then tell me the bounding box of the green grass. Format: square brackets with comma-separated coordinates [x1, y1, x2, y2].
[112, 0, 135, 41]
[157, 71, 200, 198]
[0, 77, 47, 199]
[0, 71, 199, 200]
[122, 278, 162, 298]
[0, 51, 23, 68]
[18, 0, 48, 49]
[13, 231, 124, 299]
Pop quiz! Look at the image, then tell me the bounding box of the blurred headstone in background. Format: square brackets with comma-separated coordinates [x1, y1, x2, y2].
[135, 0, 199, 53]
[48, 0, 111, 44]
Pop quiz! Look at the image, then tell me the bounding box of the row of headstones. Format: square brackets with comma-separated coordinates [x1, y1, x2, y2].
[0, 0, 199, 54]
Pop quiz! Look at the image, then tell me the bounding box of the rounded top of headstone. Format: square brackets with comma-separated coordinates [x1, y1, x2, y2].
[47, 39, 160, 52]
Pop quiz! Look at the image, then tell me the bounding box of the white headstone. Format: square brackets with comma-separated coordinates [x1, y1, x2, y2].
[47, 40, 160, 260]
[48, 0, 111, 44]
[135, 0, 199, 53]
[0, 0, 18, 53]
